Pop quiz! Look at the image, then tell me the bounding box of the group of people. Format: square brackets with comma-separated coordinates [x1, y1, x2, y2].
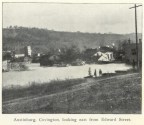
[89, 67, 102, 77]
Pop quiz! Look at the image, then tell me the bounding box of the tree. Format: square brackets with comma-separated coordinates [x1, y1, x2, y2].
[60, 45, 80, 63]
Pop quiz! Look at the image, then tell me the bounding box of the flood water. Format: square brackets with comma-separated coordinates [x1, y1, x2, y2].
[3, 63, 132, 88]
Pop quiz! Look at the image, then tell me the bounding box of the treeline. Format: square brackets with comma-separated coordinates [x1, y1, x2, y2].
[2, 26, 142, 54]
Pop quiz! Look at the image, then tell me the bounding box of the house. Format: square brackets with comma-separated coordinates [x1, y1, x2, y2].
[24, 46, 32, 57]
[115, 50, 125, 61]
[14, 49, 25, 58]
[2, 60, 8, 71]
[37, 53, 41, 57]
[32, 53, 41, 63]
[14, 46, 32, 58]
[99, 46, 116, 53]
[98, 53, 109, 62]
[123, 39, 142, 66]
[15, 54, 25, 58]
[3, 51, 13, 61]
[40, 54, 60, 66]
[105, 52, 115, 61]
[94, 51, 115, 63]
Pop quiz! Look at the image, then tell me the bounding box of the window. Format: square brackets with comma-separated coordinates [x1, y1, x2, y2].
[131, 49, 136, 55]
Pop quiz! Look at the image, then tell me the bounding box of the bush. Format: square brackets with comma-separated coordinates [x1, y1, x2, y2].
[19, 63, 28, 71]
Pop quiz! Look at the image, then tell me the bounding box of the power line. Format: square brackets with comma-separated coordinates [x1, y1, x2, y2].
[129, 4, 142, 69]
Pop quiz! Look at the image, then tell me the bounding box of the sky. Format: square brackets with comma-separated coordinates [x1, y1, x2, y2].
[3, 3, 143, 34]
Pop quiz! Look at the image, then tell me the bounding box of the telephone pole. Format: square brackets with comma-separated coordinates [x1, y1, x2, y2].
[129, 4, 142, 69]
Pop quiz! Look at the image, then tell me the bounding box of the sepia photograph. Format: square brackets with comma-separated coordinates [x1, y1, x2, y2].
[2, 2, 142, 114]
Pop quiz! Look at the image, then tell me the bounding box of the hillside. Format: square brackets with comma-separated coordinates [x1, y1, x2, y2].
[2, 27, 142, 53]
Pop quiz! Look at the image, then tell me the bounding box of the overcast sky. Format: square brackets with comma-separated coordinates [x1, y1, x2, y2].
[3, 3, 143, 34]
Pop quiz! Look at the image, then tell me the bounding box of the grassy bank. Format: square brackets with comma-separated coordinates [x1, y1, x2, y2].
[3, 73, 141, 114]
[3, 78, 86, 102]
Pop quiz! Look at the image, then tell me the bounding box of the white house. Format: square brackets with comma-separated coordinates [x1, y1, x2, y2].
[94, 51, 115, 62]
[98, 53, 109, 62]
[25, 46, 32, 57]
[105, 52, 115, 61]
[15, 54, 25, 58]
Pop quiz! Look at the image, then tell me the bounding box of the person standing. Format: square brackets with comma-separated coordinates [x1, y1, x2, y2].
[88, 67, 92, 76]
[99, 69, 102, 76]
[94, 69, 97, 77]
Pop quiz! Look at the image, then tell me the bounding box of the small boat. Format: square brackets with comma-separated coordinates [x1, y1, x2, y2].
[84, 75, 93, 78]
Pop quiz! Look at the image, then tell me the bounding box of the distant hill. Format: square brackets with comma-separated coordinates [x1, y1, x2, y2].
[2, 27, 142, 53]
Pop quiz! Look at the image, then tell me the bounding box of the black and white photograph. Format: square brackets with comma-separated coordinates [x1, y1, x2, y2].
[2, 2, 142, 114]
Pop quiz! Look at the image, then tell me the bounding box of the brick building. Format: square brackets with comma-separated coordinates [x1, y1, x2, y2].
[123, 39, 142, 67]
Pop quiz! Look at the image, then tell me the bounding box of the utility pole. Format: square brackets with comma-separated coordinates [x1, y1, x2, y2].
[129, 4, 142, 69]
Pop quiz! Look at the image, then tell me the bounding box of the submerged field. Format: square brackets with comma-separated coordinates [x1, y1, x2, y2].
[3, 63, 132, 88]
[3, 73, 141, 114]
